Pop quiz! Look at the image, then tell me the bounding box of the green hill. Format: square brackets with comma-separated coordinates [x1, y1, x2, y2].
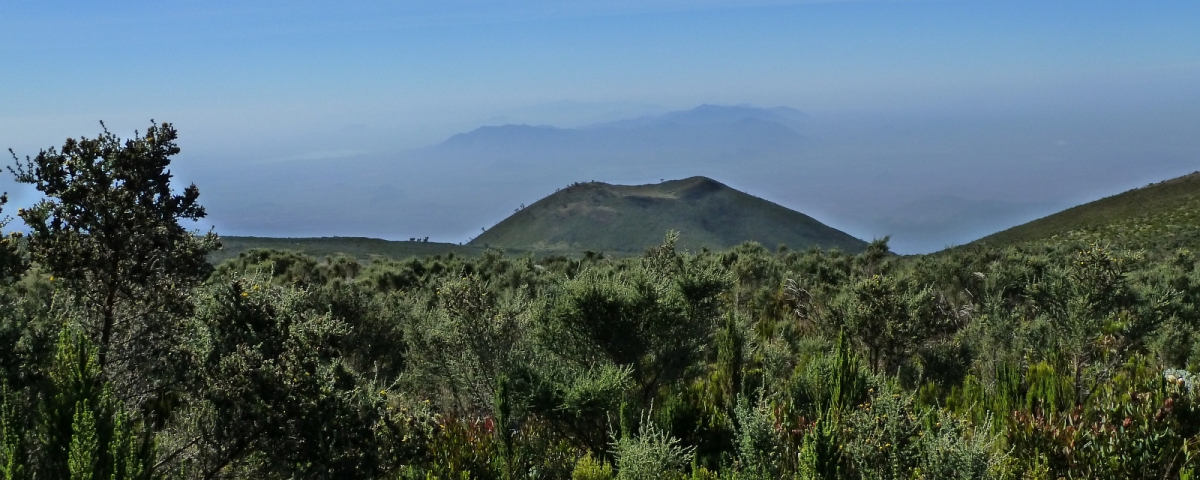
[468, 176, 867, 253]
[972, 171, 1200, 250]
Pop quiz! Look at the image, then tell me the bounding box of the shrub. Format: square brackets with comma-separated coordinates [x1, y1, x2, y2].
[573, 453, 615, 480]
[613, 416, 694, 480]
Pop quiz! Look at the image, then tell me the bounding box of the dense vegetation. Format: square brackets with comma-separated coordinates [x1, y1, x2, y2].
[4, 125, 1200, 479]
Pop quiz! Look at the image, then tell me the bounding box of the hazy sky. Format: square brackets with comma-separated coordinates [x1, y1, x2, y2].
[5, 0, 1196, 149]
[2, 0, 1199, 251]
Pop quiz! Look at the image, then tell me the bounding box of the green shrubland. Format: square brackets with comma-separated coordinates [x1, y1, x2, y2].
[4, 124, 1200, 478]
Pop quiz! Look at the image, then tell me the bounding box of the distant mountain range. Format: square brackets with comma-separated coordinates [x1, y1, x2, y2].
[469, 176, 866, 253]
[428, 104, 807, 168]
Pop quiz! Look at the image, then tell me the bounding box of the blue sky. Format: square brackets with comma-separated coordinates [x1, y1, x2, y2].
[2, 0, 1199, 250]
[5, 0, 1196, 150]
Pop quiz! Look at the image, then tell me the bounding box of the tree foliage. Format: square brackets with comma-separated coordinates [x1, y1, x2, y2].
[10, 122, 217, 412]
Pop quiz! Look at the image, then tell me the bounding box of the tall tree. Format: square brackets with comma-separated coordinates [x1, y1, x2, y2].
[10, 121, 218, 408]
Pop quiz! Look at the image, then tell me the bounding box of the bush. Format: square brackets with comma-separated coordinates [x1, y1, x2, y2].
[573, 453, 615, 480]
[613, 416, 694, 480]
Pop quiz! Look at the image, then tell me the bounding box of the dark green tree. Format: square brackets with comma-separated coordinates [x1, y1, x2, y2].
[10, 121, 218, 408]
[837, 274, 945, 373]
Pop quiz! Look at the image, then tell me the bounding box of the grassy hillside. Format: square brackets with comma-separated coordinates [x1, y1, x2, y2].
[972, 171, 1200, 250]
[210, 236, 496, 264]
[469, 176, 867, 253]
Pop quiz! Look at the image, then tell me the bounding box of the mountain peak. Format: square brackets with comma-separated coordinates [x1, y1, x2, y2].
[662, 176, 725, 199]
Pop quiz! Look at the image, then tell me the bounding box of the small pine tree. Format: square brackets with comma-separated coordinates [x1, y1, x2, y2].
[715, 313, 744, 408]
[41, 327, 154, 480]
[67, 400, 97, 480]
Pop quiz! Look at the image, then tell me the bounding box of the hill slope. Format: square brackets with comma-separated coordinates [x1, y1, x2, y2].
[972, 171, 1200, 250]
[469, 176, 867, 253]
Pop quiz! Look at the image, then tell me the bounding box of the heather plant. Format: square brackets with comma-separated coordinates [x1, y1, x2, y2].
[431, 273, 529, 412]
[795, 407, 842, 480]
[912, 410, 1001, 480]
[732, 395, 784, 478]
[839, 381, 923, 479]
[572, 453, 614, 480]
[553, 363, 634, 454]
[612, 415, 694, 480]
